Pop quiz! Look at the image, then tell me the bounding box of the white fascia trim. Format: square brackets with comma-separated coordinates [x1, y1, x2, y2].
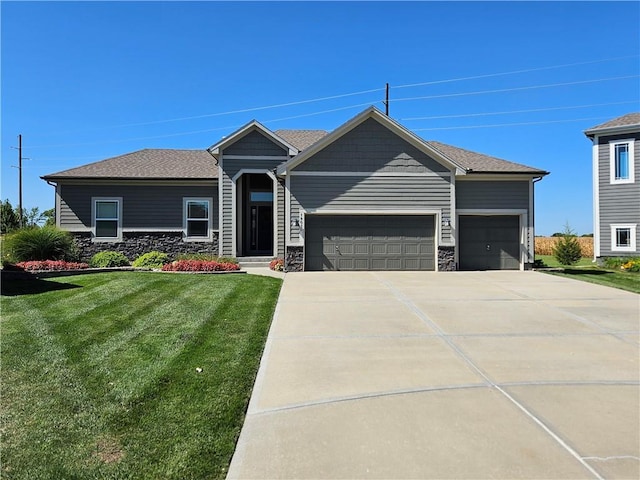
[592, 137, 600, 258]
[222, 155, 291, 161]
[609, 138, 635, 184]
[456, 210, 528, 270]
[183, 197, 214, 241]
[288, 170, 451, 177]
[230, 169, 278, 258]
[449, 175, 456, 247]
[218, 155, 224, 257]
[208, 120, 298, 156]
[285, 174, 291, 248]
[610, 224, 637, 252]
[92, 196, 123, 242]
[455, 174, 541, 181]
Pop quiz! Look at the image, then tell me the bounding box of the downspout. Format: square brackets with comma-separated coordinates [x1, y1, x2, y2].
[45, 180, 58, 227]
[532, 176, 544, 267]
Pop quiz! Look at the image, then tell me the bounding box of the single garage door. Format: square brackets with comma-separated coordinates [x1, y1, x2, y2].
[305, 215, 435, 271]
[459, 215, 520, 270]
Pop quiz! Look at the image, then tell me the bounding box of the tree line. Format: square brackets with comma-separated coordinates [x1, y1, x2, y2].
[1, 199, 54, 234]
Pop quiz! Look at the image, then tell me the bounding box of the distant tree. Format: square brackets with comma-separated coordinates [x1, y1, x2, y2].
[581, 233, 594, 238]
[1, 199, 20, 234]
[22, 207, 46, 228]
[553, 223, 582, 266]
[551, 232, 564, 237]
[43, 208, 55, 227]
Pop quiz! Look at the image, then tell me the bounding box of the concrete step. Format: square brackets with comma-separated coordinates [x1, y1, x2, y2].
[238, 256, 274, 269]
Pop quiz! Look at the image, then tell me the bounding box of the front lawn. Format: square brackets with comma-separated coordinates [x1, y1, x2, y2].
[544, 267, 640, 294]
[1, 271, 282, 479]
[535, 255, 594, 268]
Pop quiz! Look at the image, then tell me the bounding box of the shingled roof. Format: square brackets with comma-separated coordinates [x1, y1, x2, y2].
[426, 141, 548, 175]
[275, 129, 328, 151]
[584, 112, 640, 136]
[42, 149, 217, 180]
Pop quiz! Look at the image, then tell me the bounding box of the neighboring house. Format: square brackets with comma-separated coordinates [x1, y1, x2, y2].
[42, 107, 549, 271]
[584, 113, 640, 260]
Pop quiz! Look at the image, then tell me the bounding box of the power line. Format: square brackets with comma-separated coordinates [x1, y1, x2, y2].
[391, 75, 639, 104]
[400, 100, 639, 121]
[412, 116, 610, 132]
[392, 55, 640, 89]
[37, 54, 638, 135]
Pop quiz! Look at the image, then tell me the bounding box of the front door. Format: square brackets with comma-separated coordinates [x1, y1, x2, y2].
[244, 174, 274, 256]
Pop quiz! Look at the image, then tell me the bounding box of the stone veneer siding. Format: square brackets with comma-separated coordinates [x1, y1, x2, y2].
[438, 246, 456, 271]
[285, 246, 304, 272]
[72, 232, 219, 262]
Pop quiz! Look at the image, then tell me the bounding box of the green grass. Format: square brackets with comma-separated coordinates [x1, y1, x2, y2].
[1, 271, 282, 479]
[543, 267, 640, 294]
[535, 255, 594, 268]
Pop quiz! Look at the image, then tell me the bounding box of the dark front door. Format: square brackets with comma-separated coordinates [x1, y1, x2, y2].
[244, 174, 274, 256]
[248, 204, 273, 254]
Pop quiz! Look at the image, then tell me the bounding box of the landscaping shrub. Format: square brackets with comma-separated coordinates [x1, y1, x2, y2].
[176, 253, 238, 264]
[133, 251, 169, 269]
[15, 260, 89, 272]
[162, 260, 240, 272]
[552, 225, 582, 266]
[622, 259, 640, 272]
[90, 251, 130, 268]
[269, 258, 284, 271]
[604, 257, 640, 272]
[3, 227, 77, 262]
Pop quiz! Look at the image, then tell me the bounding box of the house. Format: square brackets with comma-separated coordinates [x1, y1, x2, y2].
[584, 113, 640, 260]
[42, 107, 549, 271]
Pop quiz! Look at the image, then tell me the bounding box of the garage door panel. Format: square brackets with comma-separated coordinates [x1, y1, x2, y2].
[305, 215, 435, 271]
[459, 216, 520, 271]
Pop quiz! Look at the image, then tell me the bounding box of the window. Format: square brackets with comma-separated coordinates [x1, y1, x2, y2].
[93, 198, 121, 240]
[611, 224, 637, 252]
[184, 198, 211, 239]
[610, 139, 635, 184]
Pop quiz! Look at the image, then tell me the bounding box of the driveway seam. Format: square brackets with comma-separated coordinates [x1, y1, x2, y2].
[372, 272, 605, 480]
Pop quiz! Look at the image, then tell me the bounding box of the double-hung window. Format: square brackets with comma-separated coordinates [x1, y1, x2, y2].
[93, 198, 121, 240]
[610, 139, 635, 184]
[611, 224, 637, 252]
[184, 198, 211, 239]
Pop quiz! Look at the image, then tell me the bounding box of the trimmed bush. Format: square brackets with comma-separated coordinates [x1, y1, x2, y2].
[15, 260, 89, 272]
[90, 251, 130, 268]
[3, 227, 77, 262]
[133, 251, 169, 269]
[552, 224, 582, 266]
[162, 260, 240, 272]
[176, 253, 238, 264]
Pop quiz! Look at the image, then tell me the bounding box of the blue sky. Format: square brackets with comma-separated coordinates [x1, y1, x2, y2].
[2, 1, 639, 235]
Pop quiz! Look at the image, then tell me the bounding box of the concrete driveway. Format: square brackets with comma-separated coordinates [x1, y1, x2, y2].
[227, 271, 640, 479]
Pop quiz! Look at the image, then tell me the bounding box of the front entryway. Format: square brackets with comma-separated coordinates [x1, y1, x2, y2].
[304, 215, 435, 271]
[243, 174, 274, 256]
[458, 215, 520, 270]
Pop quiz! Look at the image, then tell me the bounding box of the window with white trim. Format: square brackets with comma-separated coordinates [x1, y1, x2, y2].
[93, 198, 121, 240]
[610, 139, 635, 184]
[610, 224, 637, 252]
[184, 198, 211, 239]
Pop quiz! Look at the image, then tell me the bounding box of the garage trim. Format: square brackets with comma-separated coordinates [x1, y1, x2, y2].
[301, 209, 442, 271]
[456, 209, 527, 271]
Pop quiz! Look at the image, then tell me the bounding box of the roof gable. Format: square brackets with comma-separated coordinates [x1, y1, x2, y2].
[208, 120, 298, 156]
[584, 112, 640, 137]
[42, 149, 217, 180]
[277, 106, 463, 175]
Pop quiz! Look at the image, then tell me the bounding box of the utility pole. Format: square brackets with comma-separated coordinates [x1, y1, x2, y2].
[18, 134, 23, 228]
[383, 83, 390, 116]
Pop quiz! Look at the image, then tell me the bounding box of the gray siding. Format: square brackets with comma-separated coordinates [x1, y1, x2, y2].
[597, 132, 640, 256]
[223, 130, 287, 156]
[295, 118, 449, 173]
[456, 180, 530, 210]
[219, 157, 288, 256]
[58, 183, 218, 230]
[290, 175, 453, 243]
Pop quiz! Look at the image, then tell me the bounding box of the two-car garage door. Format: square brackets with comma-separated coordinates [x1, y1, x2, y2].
[305, 215, 435, 271]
